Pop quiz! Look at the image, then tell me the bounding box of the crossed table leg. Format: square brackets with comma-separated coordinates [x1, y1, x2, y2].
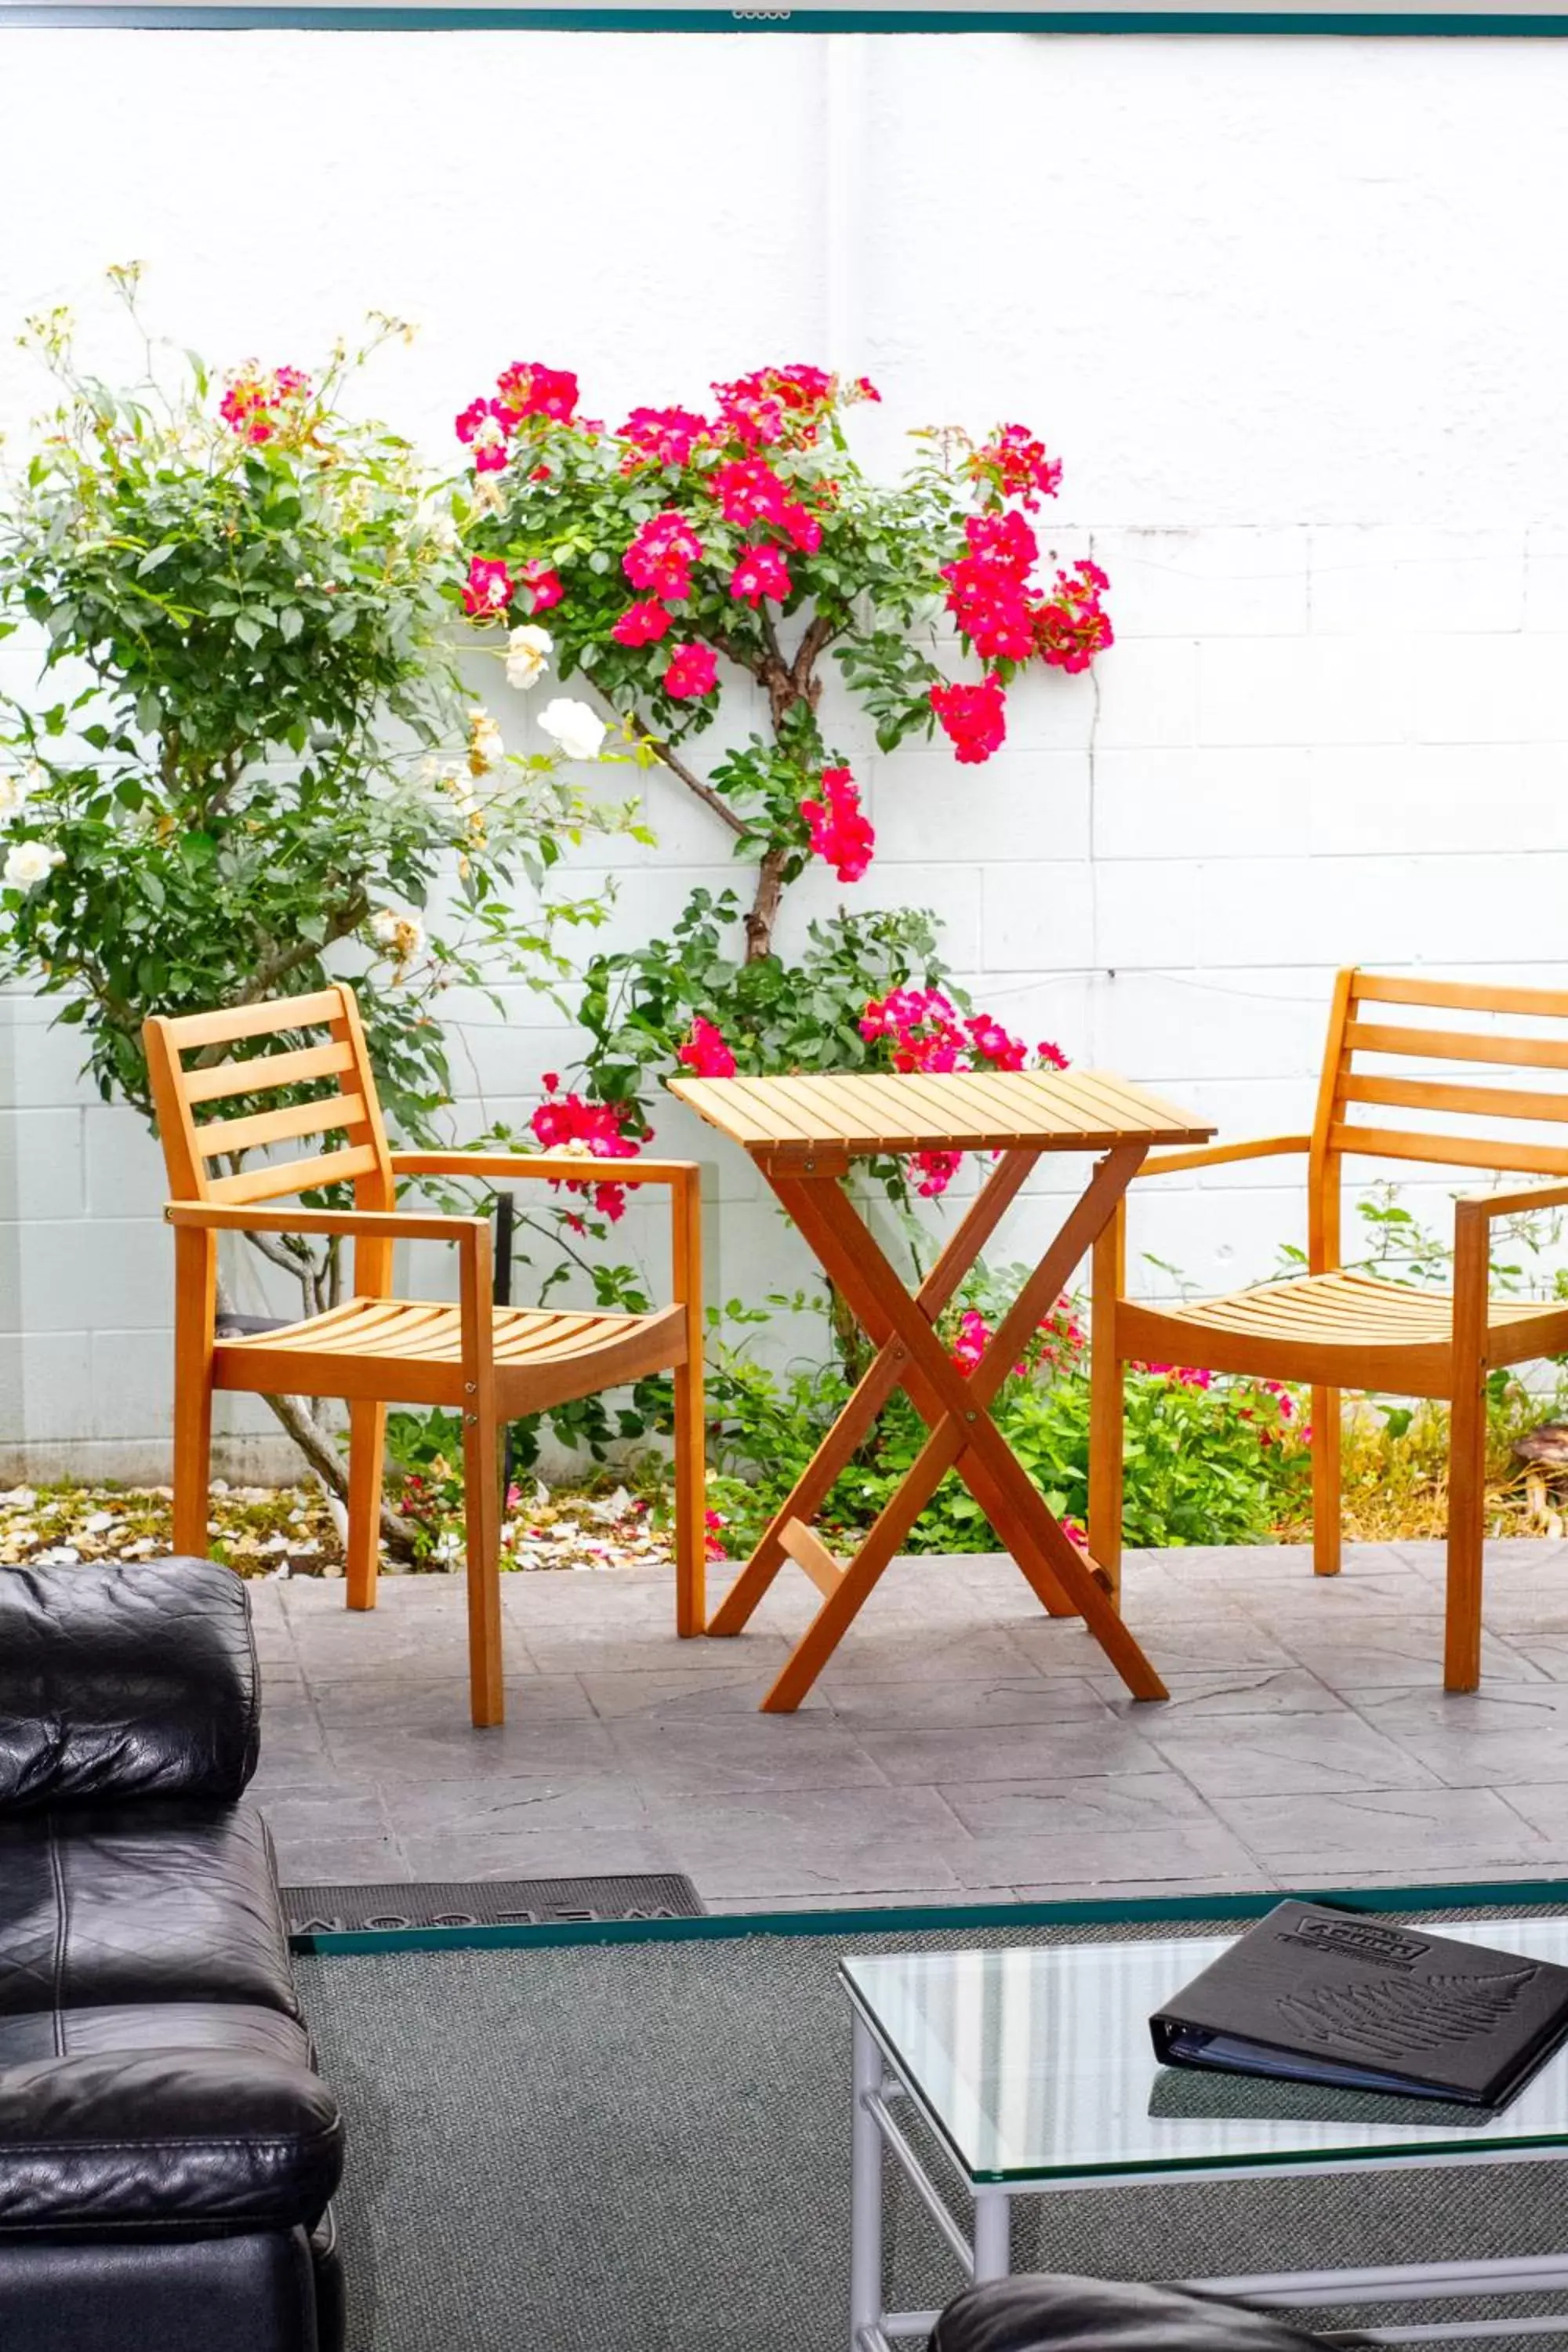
[706, 1142, 1170, 1712]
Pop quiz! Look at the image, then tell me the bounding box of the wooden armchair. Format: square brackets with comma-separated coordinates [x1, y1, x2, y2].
[1089, 968, 1568, 1692]
[143, 983, 706, 1726]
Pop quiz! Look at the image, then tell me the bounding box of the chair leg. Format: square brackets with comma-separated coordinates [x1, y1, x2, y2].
[1445, 1366, 1487, 1693]
[670, 1165, 707, 1637]
[172, 1227, 215, 1557]
[462, 1408, 505, 1728]
[1311, 1385, 1341, 1577]
[673, 1357, 707, 1637]
[1087, 1340, 1125, 1609]
[1088, 1216, 1125, 1606]
[345, 1401, 385, 1613]
[172, 1373, 214, 1556]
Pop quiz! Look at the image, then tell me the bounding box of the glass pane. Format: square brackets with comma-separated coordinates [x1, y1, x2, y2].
[841, 1918, 1568, 2184]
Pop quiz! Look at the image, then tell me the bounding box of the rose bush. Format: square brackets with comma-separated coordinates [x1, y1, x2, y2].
[451, 356, 1108, 1218]
[0, 272, 637, 1522]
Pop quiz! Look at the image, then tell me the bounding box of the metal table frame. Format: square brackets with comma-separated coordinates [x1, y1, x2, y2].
[846, 1994, 1568, 2352]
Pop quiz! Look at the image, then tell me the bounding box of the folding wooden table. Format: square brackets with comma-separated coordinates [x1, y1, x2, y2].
[668, 1069, 1214, 1712]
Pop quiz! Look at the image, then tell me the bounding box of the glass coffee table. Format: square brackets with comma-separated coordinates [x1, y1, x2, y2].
[840, 1921, 1568, 2352]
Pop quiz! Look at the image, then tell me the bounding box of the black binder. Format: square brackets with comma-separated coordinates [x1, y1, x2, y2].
[1150, 1901, 1568, 2111]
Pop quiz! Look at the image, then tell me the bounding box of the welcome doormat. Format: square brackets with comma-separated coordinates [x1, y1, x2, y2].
[282, 1872, 705, 1941]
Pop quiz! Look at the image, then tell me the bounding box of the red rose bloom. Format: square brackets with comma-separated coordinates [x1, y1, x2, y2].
[521, 559, 564, 614]
[462, 557, 515, 617]
[713, 365, 838, 448]
[780, 502, 823, 555]
[713, 459, 789, 529]
[677, 1016, 737, 1078]
[965, 1014, 1028, 1071]
[800, 764, 874, 883]
[1033, 560, 1113, 674]
[456, 397, 511, 472]
[530, 1076, 642, 1223]
[612, 601, 673, 648]
[663, 643, 719, 699]
[964, 509, 1039, 572]
[624, 511, 704, 601]
[930, 676, 1007, 764]
[967, 423, 1064, 511]
[620, 405, 710, 467]
[495, 361, 579, 426]
[729, 542, 791, 608]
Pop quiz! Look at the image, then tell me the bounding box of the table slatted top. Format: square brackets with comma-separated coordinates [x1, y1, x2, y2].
[669, 1069, 1212, 1155]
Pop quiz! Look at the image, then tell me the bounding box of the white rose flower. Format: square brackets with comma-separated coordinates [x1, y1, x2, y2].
[538, 698, 607, 763]
[504, 624, 554, 693]
[0, 760, 45, 818]
[424, 756, 477, 814]
[4, 840, 59, 888]
[370, 906, 425, 964]
[416, 502, 459, 554]
[466, 706, 506, 773]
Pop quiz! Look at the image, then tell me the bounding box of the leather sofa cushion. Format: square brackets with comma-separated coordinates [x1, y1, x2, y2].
[931, 2277, 1368, 2352]
[0, 2223, 333, 2352]
[0, 1802, 299, 2021]
[0, 2002, 341, 2234]
[0, 1558, 260, 1811]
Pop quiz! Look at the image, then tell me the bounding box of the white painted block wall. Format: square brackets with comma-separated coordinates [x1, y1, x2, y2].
[1, 27, 1565, 1474]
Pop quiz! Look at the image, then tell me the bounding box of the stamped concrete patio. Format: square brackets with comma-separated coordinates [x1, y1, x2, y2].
[250, 1538, 1568, 1913]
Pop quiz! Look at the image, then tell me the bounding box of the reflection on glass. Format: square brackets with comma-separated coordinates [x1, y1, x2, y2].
[841, 1918, 1568, 2184]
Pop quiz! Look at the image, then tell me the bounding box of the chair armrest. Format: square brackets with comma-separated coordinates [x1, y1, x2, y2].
[390, 1153, 705, 1313]
[1454, 1178, 1568, 1223]
[0, 1559, 259, 1810]
[1450, 1180, 1568, 1341]
[0, 2043, 342, 2232]
[390, 1151, 699, 1189]
[1135, 1134, 1312, 1179]
[164, 1200, 484, 1243]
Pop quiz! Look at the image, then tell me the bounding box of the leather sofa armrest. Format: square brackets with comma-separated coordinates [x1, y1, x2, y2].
[0, 1559, 260, 1812]
[0, 2045, 342, 2234]
[930, 2277, 1372, 2352]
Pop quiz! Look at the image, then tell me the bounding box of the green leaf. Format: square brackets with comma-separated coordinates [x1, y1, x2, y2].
[135, 543, 176, 578]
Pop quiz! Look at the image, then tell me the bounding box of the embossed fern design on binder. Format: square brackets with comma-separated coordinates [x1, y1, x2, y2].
[1277, 1968, 1537, 2063]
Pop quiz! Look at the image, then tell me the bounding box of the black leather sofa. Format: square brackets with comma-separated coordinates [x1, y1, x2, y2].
[931, 2275, 1367, 2352]
[0, 1555, 343, 2352]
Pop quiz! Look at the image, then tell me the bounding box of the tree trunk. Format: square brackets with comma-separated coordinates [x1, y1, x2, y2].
[215, 1262, 417, 1563]
[745, 843, 789, 964]
[259, 1388, 416, 1560]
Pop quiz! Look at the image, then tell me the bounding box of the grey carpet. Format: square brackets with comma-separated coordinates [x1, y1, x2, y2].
[296, 1912, 1568, 2352]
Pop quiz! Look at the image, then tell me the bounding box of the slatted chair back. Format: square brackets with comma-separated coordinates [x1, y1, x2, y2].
[144, 985, 396, 1291]
[1308, 970, 1568, 1272]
